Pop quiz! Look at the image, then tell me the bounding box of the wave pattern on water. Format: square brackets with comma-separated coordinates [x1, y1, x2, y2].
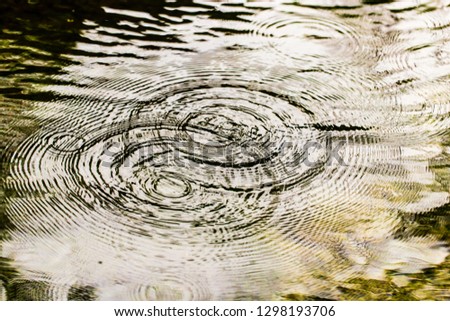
[1, 0, 450, 300]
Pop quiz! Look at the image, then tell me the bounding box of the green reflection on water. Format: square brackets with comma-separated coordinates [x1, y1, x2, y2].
[1, 0, 449, 300]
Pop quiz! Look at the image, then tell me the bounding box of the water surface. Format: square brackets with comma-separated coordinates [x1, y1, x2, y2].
[1, 0, 450, 300]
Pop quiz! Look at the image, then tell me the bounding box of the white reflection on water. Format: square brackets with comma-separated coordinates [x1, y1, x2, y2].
[2, 0, 450, 300]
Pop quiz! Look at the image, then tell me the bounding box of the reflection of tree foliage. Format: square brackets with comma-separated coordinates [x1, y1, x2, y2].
[4, 280, 52, 301]
[0, 258, 19, 300]
[281, 255, 450, 301]
[1, 0, 449, 301]
[0, 0, 198, 101]
[336, 255, 450, 300]
[282, 184, 449, 300]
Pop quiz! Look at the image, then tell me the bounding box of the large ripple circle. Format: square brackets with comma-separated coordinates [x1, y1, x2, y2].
[5, 66, 449, 299]
[34, 71, 327, 246]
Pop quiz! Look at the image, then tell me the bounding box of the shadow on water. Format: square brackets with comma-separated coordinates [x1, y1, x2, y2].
[1, 0, 449, 300]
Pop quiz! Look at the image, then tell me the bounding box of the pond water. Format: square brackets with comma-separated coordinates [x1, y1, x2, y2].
[1, 0, 449, 300]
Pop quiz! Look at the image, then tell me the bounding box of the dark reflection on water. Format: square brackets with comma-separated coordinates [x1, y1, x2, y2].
[1, 0, 449, 300]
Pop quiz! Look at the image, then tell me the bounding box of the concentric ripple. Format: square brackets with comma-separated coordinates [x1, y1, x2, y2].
[250, 8, 368, 68]
[4, 64, 449, 299]
[2, 0, 450, 301]
[57, 70, 327, 244]
[3, 66, 328, 299]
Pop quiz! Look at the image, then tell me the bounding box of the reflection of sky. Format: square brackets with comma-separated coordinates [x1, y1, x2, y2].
[2, 1, 450, 300]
